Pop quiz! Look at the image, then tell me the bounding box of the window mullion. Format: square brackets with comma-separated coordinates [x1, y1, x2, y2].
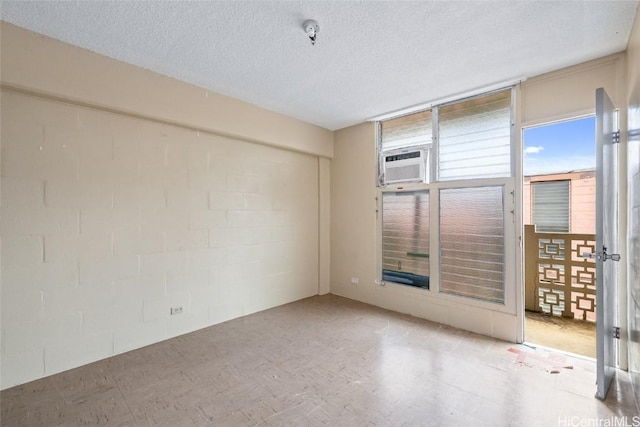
[432, 106, 439, 183]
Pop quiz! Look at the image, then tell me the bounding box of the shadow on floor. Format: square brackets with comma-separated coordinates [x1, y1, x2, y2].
[525, 310, 596, 358]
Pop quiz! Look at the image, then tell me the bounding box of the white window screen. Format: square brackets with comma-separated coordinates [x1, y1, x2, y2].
[439, 186, 505, 303]
[532, 180, 570, 233]
[382, 191, 430, 288]
[380, 111, 432, 151]
[438, 90, 511, 181]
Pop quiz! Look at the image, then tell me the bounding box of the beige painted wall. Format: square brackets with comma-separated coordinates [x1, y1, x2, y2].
[318, 157, 331, 295]
[520, 54, 625, 127]
[330, 123, 378, 307]
[0, 23, 333, 158]
[0, 23, 329, 389]
[625, 4, 640, 408]
[0, 90, 320, 389]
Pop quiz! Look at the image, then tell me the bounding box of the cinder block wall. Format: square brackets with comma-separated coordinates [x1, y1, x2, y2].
[0, 91, 319, 388]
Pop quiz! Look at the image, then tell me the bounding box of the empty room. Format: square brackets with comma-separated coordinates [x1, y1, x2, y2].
[1, 1, 639, 426]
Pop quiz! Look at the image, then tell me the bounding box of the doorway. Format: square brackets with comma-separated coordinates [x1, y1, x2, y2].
[522, 116, 597, 358]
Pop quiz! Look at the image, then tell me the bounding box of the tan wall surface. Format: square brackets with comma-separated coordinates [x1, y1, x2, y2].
[0, 23, 327, 389]
[625, 5, 640, 407]
[330, 122, 378, 306]
[0, 91, 320, 389]
[0, 23, 334, 158]
[521, 54, 624, 127]
[318, 157, 331, 295]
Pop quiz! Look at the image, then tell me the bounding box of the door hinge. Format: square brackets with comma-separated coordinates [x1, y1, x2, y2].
[613, 131, 620, 144]
[613, 326, 620, 339]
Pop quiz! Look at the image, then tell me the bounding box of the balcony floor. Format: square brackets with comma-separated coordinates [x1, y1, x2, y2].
[525, 311, 596, 358]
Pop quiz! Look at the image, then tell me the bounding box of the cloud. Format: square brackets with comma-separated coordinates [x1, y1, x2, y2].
[524, 155, 595, 176]
[524, 146, 544, 155]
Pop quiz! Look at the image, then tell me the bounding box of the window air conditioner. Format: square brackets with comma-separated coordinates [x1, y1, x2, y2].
[383, 149, 427, 184]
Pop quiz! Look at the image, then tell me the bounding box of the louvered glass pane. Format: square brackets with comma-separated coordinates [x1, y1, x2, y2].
[532, 180, 570, 232]
[381, 111, 432, 151]
[438, 90, 511, 181]
[440, 186, 504, 303]
[382, 191, 430, 288]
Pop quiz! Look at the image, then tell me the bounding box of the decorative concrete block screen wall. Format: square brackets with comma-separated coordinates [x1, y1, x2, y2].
[0, 91, 319, 388]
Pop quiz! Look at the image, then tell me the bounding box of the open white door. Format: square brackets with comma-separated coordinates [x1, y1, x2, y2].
[595, 87, 620, 400]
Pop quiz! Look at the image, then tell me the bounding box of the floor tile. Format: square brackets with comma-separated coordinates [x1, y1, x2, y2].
[1, 295, 638, 426]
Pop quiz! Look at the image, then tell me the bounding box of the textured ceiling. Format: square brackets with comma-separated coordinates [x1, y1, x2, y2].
[1, 1, 638, 130]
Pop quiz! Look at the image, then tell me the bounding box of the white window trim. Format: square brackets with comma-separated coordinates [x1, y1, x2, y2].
[377, 177, 517, 315]
[375, 87, 519, 315]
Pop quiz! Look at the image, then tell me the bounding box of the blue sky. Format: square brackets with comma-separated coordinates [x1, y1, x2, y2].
[523, 116, 596, 176]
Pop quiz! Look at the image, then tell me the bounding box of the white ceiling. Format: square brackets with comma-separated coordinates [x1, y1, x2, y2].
[1, 1, 638, 131]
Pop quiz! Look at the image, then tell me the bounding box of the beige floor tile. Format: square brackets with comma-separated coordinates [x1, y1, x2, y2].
[1, 295, 638, 426]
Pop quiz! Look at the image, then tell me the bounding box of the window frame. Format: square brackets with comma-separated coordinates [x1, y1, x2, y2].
[438, 184, 506, 304]
[381, 190, 431, 289]
[375, 86, 517, 314]
[531, 179, 571, 233]
[378, 87, 515, 187]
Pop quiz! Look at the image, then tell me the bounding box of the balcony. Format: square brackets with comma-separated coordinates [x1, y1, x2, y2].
[524, 224, 597, 357]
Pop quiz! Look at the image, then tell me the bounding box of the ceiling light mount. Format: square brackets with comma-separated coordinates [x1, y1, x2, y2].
[303, 19, 320, 46]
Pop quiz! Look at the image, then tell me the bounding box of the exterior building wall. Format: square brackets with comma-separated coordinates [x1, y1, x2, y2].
[524, 170, 596, 235]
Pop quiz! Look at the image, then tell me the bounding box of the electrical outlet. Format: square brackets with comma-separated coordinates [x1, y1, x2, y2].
[350, 277, 359, 285]
[170, 306, 184, 315]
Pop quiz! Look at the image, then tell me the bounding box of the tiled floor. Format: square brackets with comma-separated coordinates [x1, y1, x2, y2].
[1, 295, 638, 426]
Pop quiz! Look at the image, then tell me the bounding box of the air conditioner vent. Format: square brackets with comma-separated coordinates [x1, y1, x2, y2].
[383, 149, 427, 184]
